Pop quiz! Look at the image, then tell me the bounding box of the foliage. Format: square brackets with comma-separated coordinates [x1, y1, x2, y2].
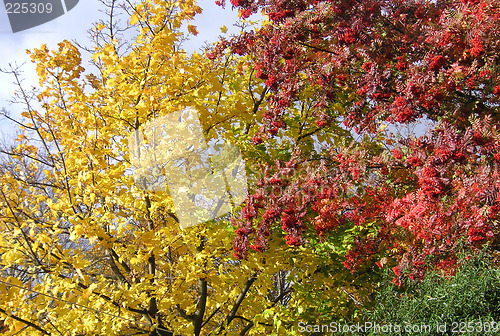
[358, 252, 500, 335]
[3, 0, 500, 334]
[216, 0, 500, 284]
[0, 0, 345, 334]
[217, 0, 500, 130]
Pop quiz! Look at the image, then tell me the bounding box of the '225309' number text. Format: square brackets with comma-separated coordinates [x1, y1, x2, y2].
[5, 2, 54, 14]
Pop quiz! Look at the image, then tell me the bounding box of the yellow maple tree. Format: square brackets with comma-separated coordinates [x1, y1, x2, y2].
[0, 0, 358, 335]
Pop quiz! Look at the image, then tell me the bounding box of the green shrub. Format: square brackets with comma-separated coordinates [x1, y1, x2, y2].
[356, 253, 500, 335]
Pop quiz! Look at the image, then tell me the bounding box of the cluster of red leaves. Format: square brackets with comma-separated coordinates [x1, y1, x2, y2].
[386, 117, 500, 282]
[213, 0, 500, 134]
[232, 147, 396, 267]
[217, 0, 500, 281]
[232, 117, 500, 283]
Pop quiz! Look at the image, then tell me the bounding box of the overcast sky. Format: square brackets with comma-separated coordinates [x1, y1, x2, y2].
[0, 0, 240, 136]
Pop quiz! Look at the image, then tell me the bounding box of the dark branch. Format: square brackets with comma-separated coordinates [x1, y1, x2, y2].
[0, 306, 50, 335]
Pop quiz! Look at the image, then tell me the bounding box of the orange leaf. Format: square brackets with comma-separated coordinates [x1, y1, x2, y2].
[187, 24, 199, 36]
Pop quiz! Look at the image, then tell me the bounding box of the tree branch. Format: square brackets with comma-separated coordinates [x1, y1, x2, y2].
[217, 273, 257, 334]
[0, 307, 50, 335]
[192, 238, 208, 336]
[144, 195, 158, 320]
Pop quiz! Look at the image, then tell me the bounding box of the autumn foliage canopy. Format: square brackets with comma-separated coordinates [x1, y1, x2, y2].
[0, 0, 500, 335]
[213, 0, 500, 282]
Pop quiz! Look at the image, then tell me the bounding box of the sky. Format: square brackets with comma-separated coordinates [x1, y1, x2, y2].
[0, 0, 241, 137]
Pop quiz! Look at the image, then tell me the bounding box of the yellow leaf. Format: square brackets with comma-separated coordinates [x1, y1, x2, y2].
[3, 250, 23, 264]
[130, 257, 141, 265]
[37, 233, 52, 245]
[76, 268, 85, 281]
[130, 14, 139, 25]
[82, 283, 97, 299]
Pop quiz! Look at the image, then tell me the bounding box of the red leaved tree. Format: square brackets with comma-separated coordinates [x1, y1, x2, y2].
[213, 0, 500, 283]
